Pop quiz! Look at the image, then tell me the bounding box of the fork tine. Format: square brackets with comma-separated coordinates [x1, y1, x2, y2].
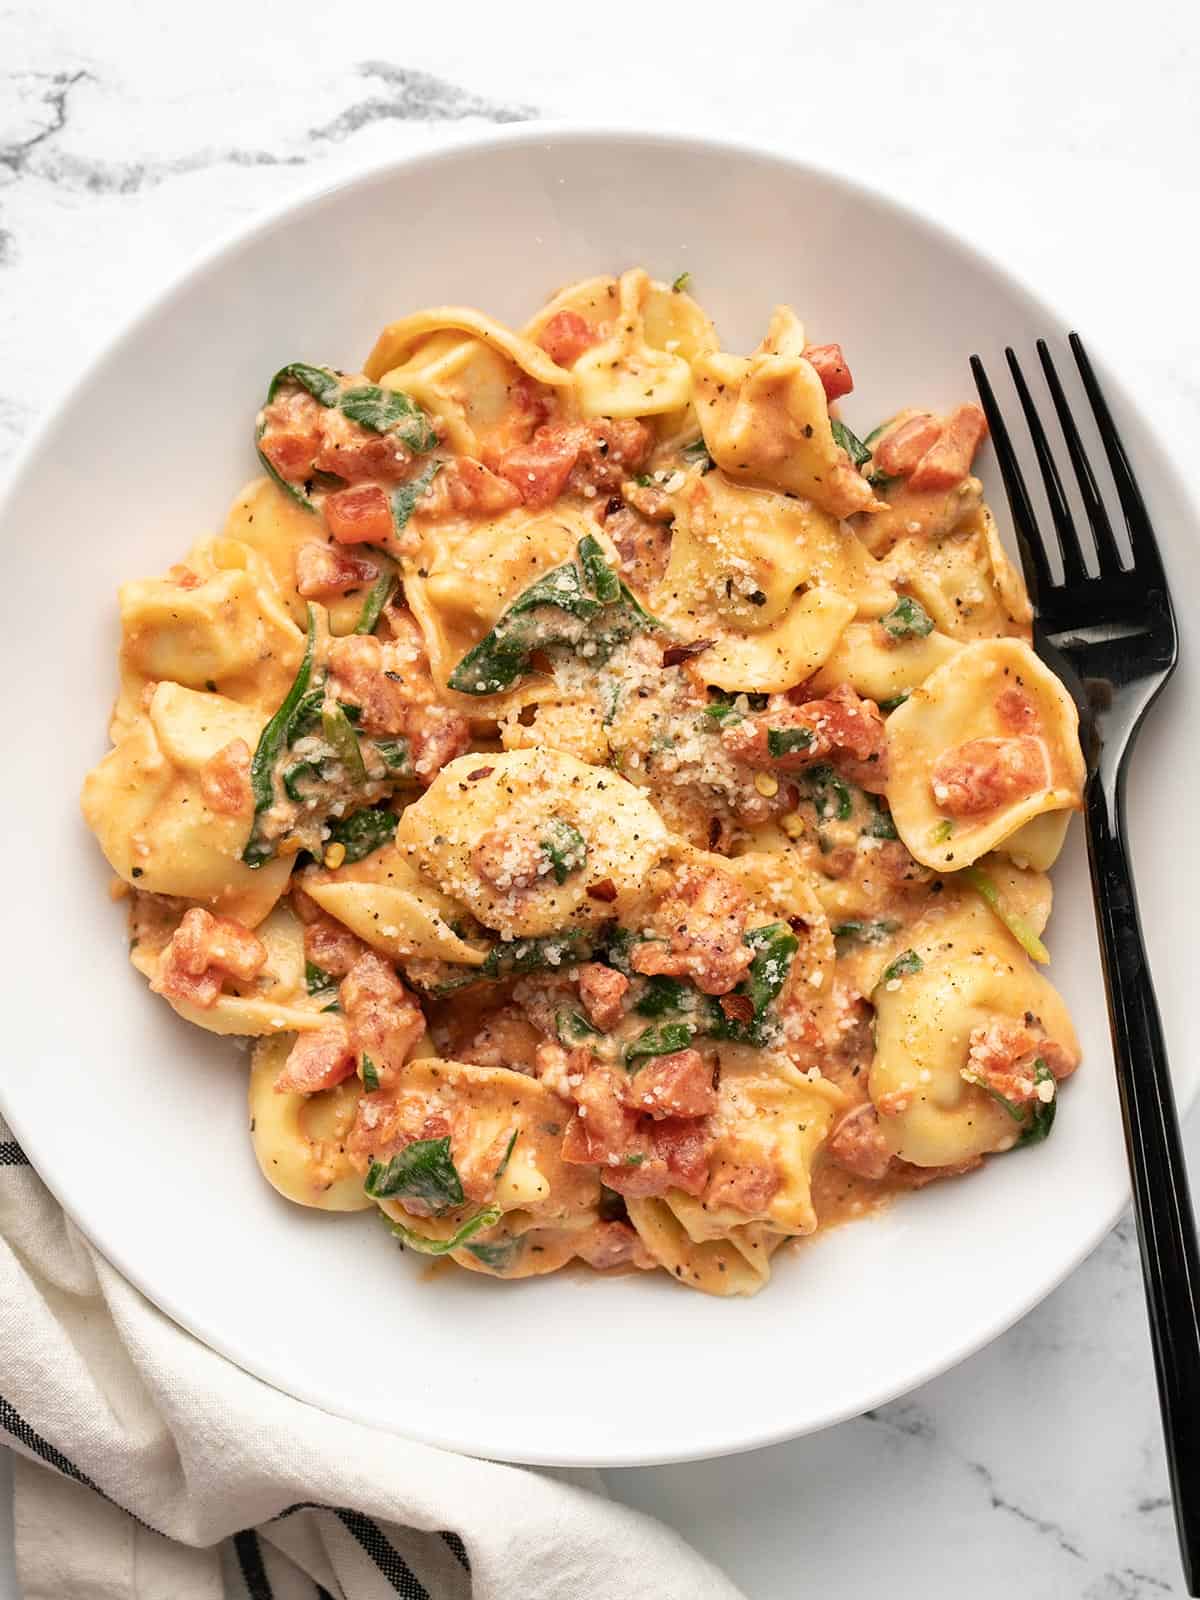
[1070, 332, 1164, 575]
[970, 354, 1054, 603]
[1036, 339, 1125, 575]
[1005, 347, 1089, 587]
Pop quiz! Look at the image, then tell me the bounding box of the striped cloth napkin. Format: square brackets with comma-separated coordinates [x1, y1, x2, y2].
[0, 1121, 743, 1600]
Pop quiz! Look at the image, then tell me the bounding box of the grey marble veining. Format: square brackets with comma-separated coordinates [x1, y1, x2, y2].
[2, 2, 1198, 1594]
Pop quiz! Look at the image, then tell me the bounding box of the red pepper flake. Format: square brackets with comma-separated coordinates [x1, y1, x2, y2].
[707, 815, 723, 851]
[467, 767, 495, 781]
[719, 993, 755, 1024]
[788, 916, 809, 936]
[586, 878, 618, 902]
[662, 637, 715, 668]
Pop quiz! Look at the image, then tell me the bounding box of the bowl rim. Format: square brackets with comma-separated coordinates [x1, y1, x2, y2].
[0, 120, 1178, 1467]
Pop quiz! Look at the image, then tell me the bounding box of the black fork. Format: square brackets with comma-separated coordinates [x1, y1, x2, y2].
[972, 336, 1197, 1592]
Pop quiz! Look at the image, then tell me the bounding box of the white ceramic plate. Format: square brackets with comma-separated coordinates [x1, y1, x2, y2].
[1, 127, 1194, 1468]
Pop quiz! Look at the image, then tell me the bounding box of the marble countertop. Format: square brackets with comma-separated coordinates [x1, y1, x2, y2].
[2, 2, 1197, 1593]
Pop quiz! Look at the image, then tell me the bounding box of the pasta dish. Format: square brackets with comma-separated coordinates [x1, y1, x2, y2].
[81, 269, 1085, 1295]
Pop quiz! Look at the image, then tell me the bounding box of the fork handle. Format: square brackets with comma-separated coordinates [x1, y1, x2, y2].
[1087, 768, 1200, 1595]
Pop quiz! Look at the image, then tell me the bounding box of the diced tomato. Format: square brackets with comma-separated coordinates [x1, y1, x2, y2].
[150, 908, 267, 1009]
[907, 404, 988, 491]
[826, 1103, 893, 1181]
[313, 406, 413, 485]
[723, 684, 887, 791]
[537, 310, 598, 368]
[260, 427, 321, 482]
[295, 541, 379, 598]
[324, 484, 394, 545]
[994, 684, 1040, 734]
[339, 952, 425, 1079]
[198, 738, 253, 818]
[965, 1018, 1078, 1104]
[931, 735, 1047, 815]
[577, 963, 629, 1032]
[871, 414, 942, 478]
[303, 915, 368, 979]
[619, 1049, 717, 1120]
[574, 1220, 654, 1272]
[274, 1019, 357, 1094]
[630, 862, 754, 996]
[706, 1158, 781, 1214]
[804, 343, 854, 402]
[495, 431, 580, 509]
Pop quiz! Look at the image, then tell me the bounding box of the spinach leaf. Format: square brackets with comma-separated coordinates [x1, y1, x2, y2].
[305, 961, 337, 996]
[541, 818, 587, 884]
[480, 929, 596, 981]
[880, 596, 935, 639]
[767, 726, 814, 758]
[865, 795, 899, 840]
[556, 1009, 600, 1047]
[803, 763, 853, 822]
[624, 1021, 695, 1068]
[391, 459, 442, 532]
[360, 1054, 380, 1092]
[832, 919, 899, 947]
[578, 534, 621, 603]
[930, 818, 955, 845]
[878, 691, 910, 713]
[830, 418, 871, 469]
[634, 976, 692, 1017]
[881, 950, 923, 982]
[326, 804, 397, 865]
[1018, 1061, 1057, 1146]
[267, 363, 342, 408]
[448, 537, 654, 695]
[338, 384, 438, 452]
[681, 438, 714, 471]
[321, 703, 366, 785]
[364, 1136, 464, 1212]
[702, 700, 743, 726]
[493, 1131, 519, 1181]
[671, 271, 692, 293]
[243, 605, 319, 867]
[286, 686, 326, 743]
[389, 1204, 504, 1256]
[709, 922, 799, 1047]
[354, 570, 397, 636]
[964, 865, 1050, 964]
[283, 760, 319, 801]
[464, 1235, 523, 1270]
[374, 737, 412, 775]
[603, 927, 661, 976]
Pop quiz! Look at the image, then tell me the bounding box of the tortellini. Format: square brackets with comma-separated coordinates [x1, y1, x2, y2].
[692, 307, 879, 519]
[626, 1197, 781, 1297]
[868, 908, 1078, 1168]
[886, 638, 1085, 869]
[301, 847, 486, 967]
[250, 1037, 372, 1211]
[807, 619, 961, 702]
[114, 536, 304, 737]
[131, 900, 329, 1036]
[883, 504, 1032, 641]
[655, 472, 894, 634]
[82, 682, 290, 925]
[393, 747, 669, 939]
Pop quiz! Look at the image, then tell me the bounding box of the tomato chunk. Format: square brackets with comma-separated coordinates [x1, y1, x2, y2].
[908, 404, 988, 491]
[274, 1019, 357, 1094]
[495, 431, 579, 509]
[804, 343, 854, 402]
[324, 484, 394, 545]
[871, 414, 942, 478]
[931, 735, 1047, 814]
[537, 310, 598, 367]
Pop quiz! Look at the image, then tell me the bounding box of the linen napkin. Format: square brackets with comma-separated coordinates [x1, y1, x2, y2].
[0, 1121, 744, 1600]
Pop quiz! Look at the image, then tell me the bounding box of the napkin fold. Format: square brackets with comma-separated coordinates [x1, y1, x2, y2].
[0, 1122, 744, 1600]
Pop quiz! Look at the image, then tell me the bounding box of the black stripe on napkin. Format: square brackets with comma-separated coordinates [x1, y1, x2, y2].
[0, 1392, 161, 1533]
[440, 1530, 470, 1569]
[234, 1529, 275, 1600]
[0, 1140, 29, 1166]
[334, 1509, 430, 1599]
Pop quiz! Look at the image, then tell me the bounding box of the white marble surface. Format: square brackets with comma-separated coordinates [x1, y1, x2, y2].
[2, 2, 1198, 1594]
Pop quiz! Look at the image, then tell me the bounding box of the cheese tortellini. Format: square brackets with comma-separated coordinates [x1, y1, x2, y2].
[82, 270, 1085, 1302]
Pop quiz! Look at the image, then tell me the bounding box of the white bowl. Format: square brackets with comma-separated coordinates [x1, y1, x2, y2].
[2, 125, 1195, 1468]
